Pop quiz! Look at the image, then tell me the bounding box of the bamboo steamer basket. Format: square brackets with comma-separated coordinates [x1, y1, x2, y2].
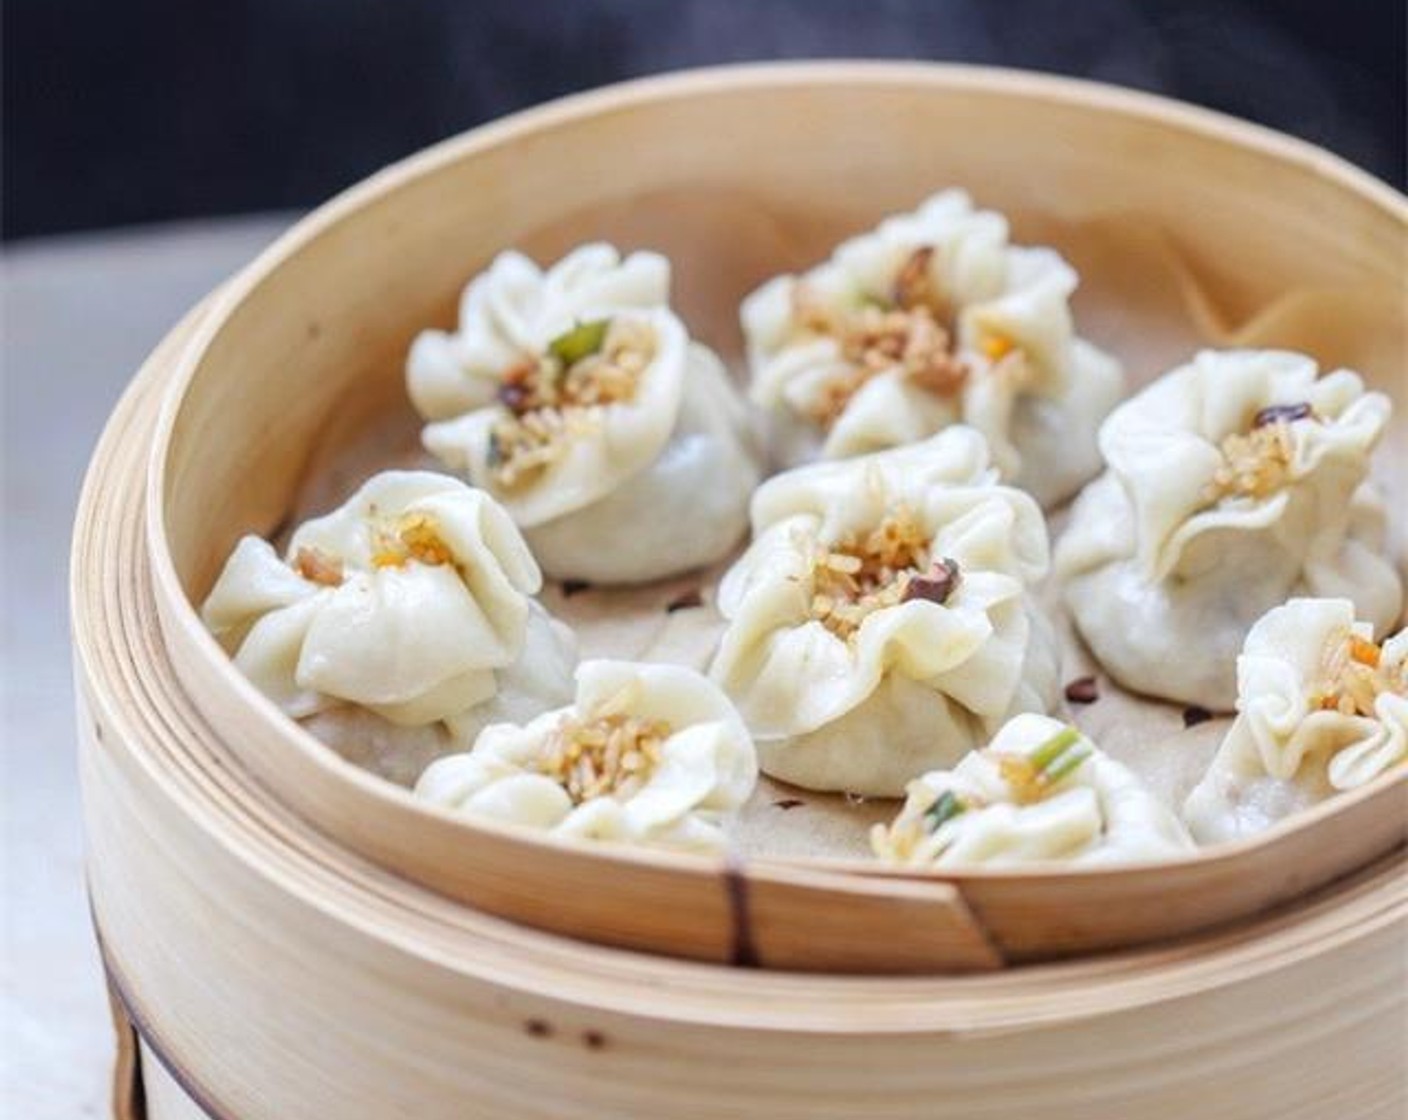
[79, 317, 1408, 1119]
[143, 61, 1407, 970]
[73, 64, 1408, 1118]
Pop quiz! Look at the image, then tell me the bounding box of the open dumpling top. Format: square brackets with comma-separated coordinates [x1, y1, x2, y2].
[709, 428, 1060, 795]
[408, 243, 671, 420]
[714, 427, 1049, 737]
[415, 660, 758, 854]
[741, 189, 1122, 505]
[1184, 598, 1407, 843]
[872, 714, 1195, 868]
[202, 470, 545, 729]
[1097, 349, 1394, 582]
[1056, 348, 1400, 710]
[409, 244, 692, 527]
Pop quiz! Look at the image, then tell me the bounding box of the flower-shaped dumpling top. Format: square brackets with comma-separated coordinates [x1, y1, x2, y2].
[414, 660, 758, 854]
[201, 470, 576, 742]
[872, 714, 1195, 868]
[1056, 349, 1400, 709]
[710, 426, 1061, 797]
[1183, 599, 1407, 844]
[408, 243, 761, 584]
[408, 243, 671, 421]
[741, 190, 1122, 507]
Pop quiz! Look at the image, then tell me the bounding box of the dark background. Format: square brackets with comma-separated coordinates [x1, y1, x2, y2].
[3, 0, 1404, 242]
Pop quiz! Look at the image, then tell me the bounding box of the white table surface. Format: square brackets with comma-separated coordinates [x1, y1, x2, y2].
[2, 215, 294, 1118]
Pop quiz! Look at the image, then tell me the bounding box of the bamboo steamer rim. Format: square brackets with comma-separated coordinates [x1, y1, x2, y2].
[134, 61, 1408, 970]
[75, 314, 1408, 1041]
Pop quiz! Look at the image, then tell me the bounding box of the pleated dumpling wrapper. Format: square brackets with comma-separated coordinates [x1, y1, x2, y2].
[1183, 598, 1407, 844]
[741, 189, 1122, 507]
[710, 427, 1062, 797]
[408, 243, 761, 584]
[415, 660, 759, 854]
[1056, 349, 1400, 710]
[872, 714, 1195, 868]
[201, 471, 577, 783]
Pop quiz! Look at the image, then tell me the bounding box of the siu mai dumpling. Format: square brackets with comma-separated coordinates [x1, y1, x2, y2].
[201, 470, 577, 782]
[1183, 598, 1407, 844]
[415, 660, 758, 854]
[710, 427, 1061, 797]
[741, 189, 1122, 507]
[408, 243, 761, 585]
[1056, 349, 1401, 710]
[872, 714, 1195, 868]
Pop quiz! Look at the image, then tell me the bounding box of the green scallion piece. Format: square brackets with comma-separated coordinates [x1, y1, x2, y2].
[1042, 742, 1093, 784]
[547, 318, 610, 366]
[1028, 726, 1082, 773]
[923, 789, 968, 832]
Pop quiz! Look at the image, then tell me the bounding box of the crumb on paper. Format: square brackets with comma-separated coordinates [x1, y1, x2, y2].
[666, 588, 705, 613]
[1182, 705, 1214, 728]
[1065, 676, 1099, 704]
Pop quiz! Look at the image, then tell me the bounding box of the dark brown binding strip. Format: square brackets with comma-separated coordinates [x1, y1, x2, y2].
[90, 906, 231, 1120]
[106, 978, 146, 1120]
[722, 855, 759, 968]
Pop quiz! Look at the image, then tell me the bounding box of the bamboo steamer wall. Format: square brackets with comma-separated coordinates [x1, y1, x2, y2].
[72, 64, 1408, 1118]
[139, 61, 1408, 971]
[75, 336, 1408, 1118]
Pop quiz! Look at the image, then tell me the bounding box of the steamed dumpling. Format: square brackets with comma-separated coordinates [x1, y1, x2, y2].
[201, 471, 577, 779]
[1183, 599, 1407, 844]
[710, 427, 1061, 797]
[415, 660, 758, 854]
[408, 243, 761, 584]
[872, 714, 1195, 867]
[1056, 349, 1401, 710]
[741, 189, 1122, 507]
